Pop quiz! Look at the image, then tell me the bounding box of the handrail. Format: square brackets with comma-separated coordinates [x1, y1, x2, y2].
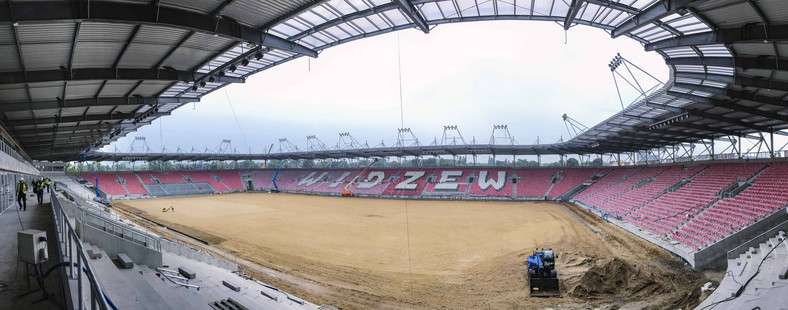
[50, 191, 113, 310]
[78, 207, 162, 252]
[55, 181, 163, 252]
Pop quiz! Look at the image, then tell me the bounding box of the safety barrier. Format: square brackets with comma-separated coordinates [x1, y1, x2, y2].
[50, 191, 113, 310]
[77, 206, 162, 253]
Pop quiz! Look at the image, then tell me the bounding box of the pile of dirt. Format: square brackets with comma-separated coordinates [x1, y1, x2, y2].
[565, 257, 665, 300]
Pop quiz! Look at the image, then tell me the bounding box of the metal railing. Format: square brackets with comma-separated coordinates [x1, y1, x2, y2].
[55, 181, 162, 252]
[77, 206, 162, 252]
[50, 191, 113, 310]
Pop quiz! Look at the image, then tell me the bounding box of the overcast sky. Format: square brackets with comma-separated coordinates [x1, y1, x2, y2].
[106, 21, 669, 154]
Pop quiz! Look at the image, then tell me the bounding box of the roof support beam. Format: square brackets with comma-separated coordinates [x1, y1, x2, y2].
[686, 109, 770, 133]
[211, 0, 236, 17]
[564, 0, 586, 30]
[0, 68, 244, 85]
[0, 1, 318, 58]
[671, 122, 742, 137]
[15, 124, 119, 137]
[6, 112, 170, 127]
[623, 114, 657, 123]
[675, 71, 788, 92]
[668, 91, 788, 123]
[585, 0, 639, 15]
[392, 0, 430, 33]
[646, 24, 788, 51]
[667, 56, 788, 71]
[113, 25, 142, 69]
[646, 127, 716, 140]
[153, 31, 194, 69]
[725, 88, 788, 108]
[645, 101, 686, 113]
[23, 133, 104, 144]
[0, 96, 196, 113]
[611, 0, 697, 38]
[672, 83, 727, 95]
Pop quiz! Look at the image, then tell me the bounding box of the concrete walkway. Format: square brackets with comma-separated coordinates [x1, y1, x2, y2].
[0, 191, 67, 310]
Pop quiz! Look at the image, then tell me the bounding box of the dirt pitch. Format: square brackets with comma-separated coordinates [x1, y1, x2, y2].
[116, 193, 710, 309]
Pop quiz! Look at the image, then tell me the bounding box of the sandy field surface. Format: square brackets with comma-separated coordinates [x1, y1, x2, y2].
[116, 193, 710, 309]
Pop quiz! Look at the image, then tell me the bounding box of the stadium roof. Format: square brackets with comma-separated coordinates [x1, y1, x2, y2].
[2, 0, 788, 161]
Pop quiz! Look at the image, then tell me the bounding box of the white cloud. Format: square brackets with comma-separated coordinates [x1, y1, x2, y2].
[108, 21, 668, 154]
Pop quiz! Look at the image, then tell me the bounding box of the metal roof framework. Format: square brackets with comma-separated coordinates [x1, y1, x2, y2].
[1, 0, 788, 161]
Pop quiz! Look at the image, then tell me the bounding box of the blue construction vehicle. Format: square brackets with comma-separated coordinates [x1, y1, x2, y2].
[526, 248, 561, 297]
[270, 159, 288, 193]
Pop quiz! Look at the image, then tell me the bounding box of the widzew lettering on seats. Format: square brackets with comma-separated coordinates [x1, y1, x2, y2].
[434, 170, 463, 191]
[329, 172, 352, 188]
[478, 171, 507, 191]
[357, 171, 385, 189]
[394, 171, 426, 190]
[298, 172, 329, 187]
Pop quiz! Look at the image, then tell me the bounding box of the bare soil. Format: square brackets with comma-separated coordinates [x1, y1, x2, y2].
[115, 194, 708, 309]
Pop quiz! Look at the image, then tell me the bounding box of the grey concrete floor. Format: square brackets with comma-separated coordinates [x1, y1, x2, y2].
[0, 191, 67, 310]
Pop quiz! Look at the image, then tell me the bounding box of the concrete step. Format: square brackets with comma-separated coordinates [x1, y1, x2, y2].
[137, 264, 206, 309]
[162, 253, 276, 309]
[89, 247, 176, 310]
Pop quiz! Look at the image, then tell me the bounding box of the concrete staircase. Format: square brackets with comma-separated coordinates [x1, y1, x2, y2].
[87, 242, 317, 310]
[698, 231, 788, 309]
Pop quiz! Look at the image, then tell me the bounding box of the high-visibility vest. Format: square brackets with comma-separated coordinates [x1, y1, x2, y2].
[17, 182, 27, 194]
[45, 178, 50, 185]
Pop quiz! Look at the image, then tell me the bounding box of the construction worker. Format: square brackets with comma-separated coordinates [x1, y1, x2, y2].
[35, 178, 44, 205]
[17, 178, 27, 211]
[45, 177, 51, 193]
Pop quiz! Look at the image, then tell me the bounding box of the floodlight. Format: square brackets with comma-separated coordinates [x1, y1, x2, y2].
[255, 51, 263, 60]
[241, 58, 250, 66]
[229, 64, 237, 72]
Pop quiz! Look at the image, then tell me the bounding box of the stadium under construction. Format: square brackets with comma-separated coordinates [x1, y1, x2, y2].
[1, 0, 788, 309]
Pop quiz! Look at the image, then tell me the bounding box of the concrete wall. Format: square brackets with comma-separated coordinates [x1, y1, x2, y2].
[0, 151, 38, 175]
[160, 241, 237, 271]
[76, 218, 163, 268]
[727, 218, 788, 260]
[694, 208, 788, 268]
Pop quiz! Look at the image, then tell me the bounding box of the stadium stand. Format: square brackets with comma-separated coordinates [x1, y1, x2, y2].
[349, 169, 400, 195]
[546, 168, 601, 198]
[675, 163, 788, 250]
[469, 168, 513, 197]
[422, 168, 473, 195]
[515, 168, 557, 197]
[181, 171, 228, 191]
[575, 167, 660, 212]
[72, 162, 788, 254]
[138, 172, 158, 185]
[118, 172, 148, 195]
[210, 170, 244, 190]
[310, 170, 357, 193]
[629, 163, 765, 248]
[152, 171, 188, 184]
[383, 169, 436, 196]
[82, 173, 127, 196]
[573, 167, 639, 203]
[599, 166, 705, 218]
[250, 170, 276, 190]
